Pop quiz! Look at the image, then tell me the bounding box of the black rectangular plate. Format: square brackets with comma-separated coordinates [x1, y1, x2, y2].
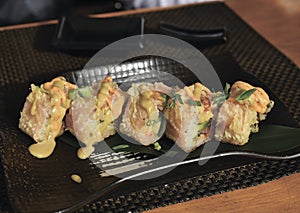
[0, 54, 299, 213]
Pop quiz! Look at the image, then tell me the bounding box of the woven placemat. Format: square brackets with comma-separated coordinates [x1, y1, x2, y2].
[0, 2, 299, 212]
[77, 159, 300, 213]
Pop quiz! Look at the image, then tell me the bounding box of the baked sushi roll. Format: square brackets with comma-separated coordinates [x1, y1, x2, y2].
[118, 82, 172, 146]
[163, 82, 213, 152]
[214, 81, 274, 145]
[65, 76, 125, 159]
[19, 77, 77, 158]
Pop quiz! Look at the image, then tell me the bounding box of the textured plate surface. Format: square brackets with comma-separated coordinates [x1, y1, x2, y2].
[0, 54, 299, 213]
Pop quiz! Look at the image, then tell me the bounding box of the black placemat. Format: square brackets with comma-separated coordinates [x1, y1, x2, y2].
[77, 159, 300, 213]
[0, 2, 299, 212]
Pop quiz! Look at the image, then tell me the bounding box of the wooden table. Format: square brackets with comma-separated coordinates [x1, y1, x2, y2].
[0, 0, 299, 212]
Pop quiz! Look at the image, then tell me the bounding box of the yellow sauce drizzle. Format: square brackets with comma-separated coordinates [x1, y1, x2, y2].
[193, 82, 202, 99]
[28, 77, 76, 158]
[97, 76, 115, 110]
[139, 90, 156, 116]
[199, 110, 213, 124]
[187, 83, 213, 134]
[77, 146, 95, 160]
[30, 89, 38, 116]
[29, 85, 43, 116]
[71, 174, 82, 183]
[98, 110, 113, 133]
[93, 76, 116, 137]
[28, 139, 56, 159]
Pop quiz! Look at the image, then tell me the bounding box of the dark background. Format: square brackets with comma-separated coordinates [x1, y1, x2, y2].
[0, 0, 130, 27]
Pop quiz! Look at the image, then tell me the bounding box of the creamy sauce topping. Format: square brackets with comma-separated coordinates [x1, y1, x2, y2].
[193, 82, 202, 99]
[97, 77, 115, 110]
[188, 83, 213, 124]
[229, 81, 270, 114]
[77, 146, 95, 160]
[71, 174, 82, 183]
[28, 139, 56, 159]
[98, 110, 113, 134]
[95, 77, 116, 136]
[28, 77, 76, 158]
[199, 110, 213, 124]
[76, 77, 117, 160]
[139, 90, 156, 116]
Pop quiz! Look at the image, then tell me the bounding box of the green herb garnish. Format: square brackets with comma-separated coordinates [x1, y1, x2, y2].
[103, 108, 110, 115]
[146, 119, 158, 126]
[170, 90, 176, 96]
[167, 90, 183, 108]
[112, 144, 130, 151]
[212, 83, 231, 106]
[153, 142, 161, 151]
[161, 94, 167, 99]
[78, 86, 92, 98]
[40, 87, 49, 94]
[161, 94, 169, 108]
[175, 94, 183, 104]
[186, 99, 201, 106]
[68, 89, 78, 100]
[169, 100, 175, 108]
[212, 93, 226, 106]
[198, 119, 211, 132]
[236, 88, 257, 101]
[194, 120, 211, 141]
[224, 82, 231, 98]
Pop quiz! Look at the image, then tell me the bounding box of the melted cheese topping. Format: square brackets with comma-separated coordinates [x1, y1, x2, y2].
[28, 77, 76, 158]
[229, 81, 270, 114]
